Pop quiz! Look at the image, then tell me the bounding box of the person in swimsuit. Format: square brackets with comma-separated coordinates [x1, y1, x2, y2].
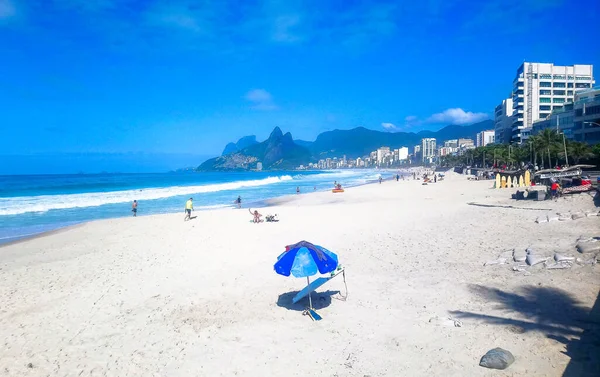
[236, 196, 242, 208]
[296, 187, 300, 194]
[184, 198, 193, 221]
[132, 200, 137, 217]
[248, 208, 262, 223]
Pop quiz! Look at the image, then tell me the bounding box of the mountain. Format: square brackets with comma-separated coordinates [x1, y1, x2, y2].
[222, 135, 258, 155]
[294, 139, 313, 148]
[309, 120, 493, 158]
[198, 127, 311, 171]
[416, 120, 494, 143]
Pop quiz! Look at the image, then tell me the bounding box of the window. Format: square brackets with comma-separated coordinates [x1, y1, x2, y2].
[576, 83, 591, 88]
[553, 106, 563, 111]
[540, 82, 552, 87]
[539, 97, 551, 103]
[515, 89, 524, 95]
[576, 76, 591, 80]
[553, 90, 565, 95]
[540, 113, 550, 118]
[539, 105, 551, 111]
[568, 75, 574, 80]
[539, 90, 551, 95]
[553, 82, 566, 88]
[567, 83, 574, 88]
[567, 90, 573, 95]
[540, 74, 552, 79]
[553, 75, 566, 80]
[553, 98, 565, 103]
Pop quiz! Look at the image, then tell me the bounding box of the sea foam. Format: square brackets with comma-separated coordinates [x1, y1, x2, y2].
[0, 175, 292, 215]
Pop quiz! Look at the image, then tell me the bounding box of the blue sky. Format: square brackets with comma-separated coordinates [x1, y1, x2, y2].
[0, 0, 599, 173]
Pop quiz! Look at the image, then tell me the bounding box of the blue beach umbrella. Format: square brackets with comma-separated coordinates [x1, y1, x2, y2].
[274, 241, 338, 309]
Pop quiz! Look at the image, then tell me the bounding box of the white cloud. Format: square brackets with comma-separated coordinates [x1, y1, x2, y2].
[381, 122, 397, 130]
[426, 108, 489, 125]
[245, 89, 278, 111]
[404, 115, 418, 122]
[0, 0, 15, 20]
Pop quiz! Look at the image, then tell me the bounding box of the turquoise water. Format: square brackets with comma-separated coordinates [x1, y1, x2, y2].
[0, 170, 388, 243]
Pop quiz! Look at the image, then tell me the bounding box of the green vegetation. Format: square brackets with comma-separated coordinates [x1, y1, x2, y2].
[441, 133, 599, 169]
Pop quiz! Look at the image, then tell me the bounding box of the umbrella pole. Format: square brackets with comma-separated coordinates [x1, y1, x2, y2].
[307, 276, 312, 309]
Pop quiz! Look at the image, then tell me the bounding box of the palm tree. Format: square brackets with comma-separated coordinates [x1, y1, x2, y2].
[567, 141, 594, 164]
[536, 129, 560, 168]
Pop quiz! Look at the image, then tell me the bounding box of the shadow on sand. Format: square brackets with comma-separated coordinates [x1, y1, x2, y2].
[276, 290, 340, 312]
[449, 284, 600, 376]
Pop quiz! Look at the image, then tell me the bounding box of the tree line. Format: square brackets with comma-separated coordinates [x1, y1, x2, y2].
[440, 129, 600, 169]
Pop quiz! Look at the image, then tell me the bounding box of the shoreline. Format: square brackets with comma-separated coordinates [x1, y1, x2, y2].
[0, 222, 84, 248]
[1, 169, 419, 247]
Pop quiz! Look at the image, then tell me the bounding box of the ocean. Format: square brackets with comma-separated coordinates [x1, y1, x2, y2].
[0, 169, 388, 244]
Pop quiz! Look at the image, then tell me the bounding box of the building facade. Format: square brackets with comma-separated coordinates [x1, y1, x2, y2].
[421, 138, 436, 163]
[494, 98, 514, 144]
[573, 88, 600, 144]
[376, 147, 391, 165]
[476, 130, 495, 147]
[510, 63, 594, 144]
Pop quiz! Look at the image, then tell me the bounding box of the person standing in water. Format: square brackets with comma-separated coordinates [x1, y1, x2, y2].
[296, 186, 300, 194]
[131, 200, 137, 217]
[184, 198, 193, 221]
[235, 196, 242, 208]
[379, 176, 383, 184]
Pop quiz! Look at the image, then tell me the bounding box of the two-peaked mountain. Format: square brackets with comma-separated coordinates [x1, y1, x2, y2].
[198, 127, 311, 171]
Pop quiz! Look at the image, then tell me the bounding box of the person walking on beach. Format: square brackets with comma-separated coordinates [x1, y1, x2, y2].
[396, 174, 399, 181]
[434, 175, 437, 183]
[379, 176, 383, 184]
[184, 197, 193, 221]
[131, 200, 137, 217]
[235, 196, 242, 208]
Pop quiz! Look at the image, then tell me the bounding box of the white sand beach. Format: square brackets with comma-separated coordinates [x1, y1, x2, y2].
[1, 172, 599, 376]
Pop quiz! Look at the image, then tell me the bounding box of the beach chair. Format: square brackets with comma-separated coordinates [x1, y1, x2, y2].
[293, 267, 346, 321]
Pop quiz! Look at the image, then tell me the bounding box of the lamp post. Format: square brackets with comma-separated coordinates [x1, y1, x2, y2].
[561, 132, 568, 167]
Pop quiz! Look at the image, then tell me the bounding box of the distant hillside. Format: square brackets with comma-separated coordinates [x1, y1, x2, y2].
[222, 135, 258, 155]
[198, 127, 311, 171]
[309, 120, 493, 158]
[294, 139, 313, 148]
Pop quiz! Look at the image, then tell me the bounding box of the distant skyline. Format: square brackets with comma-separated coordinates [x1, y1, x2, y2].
[1, 0, 599, 173]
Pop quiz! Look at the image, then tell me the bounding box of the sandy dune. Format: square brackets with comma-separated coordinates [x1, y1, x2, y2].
[1, 172, 598, 376]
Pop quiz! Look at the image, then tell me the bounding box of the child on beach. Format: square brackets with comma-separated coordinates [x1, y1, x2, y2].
[249, 208, 263, 223]
[131, 200, 137, 217]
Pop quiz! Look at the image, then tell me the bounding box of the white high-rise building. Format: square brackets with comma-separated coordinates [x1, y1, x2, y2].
[494, 98, 514, 144]
[510, 62, 594, 144]
[398, 147, 408, 161]
[376, 147, 390, 164]
[421, 138, 436, 163]
[476, 130, 495, 147]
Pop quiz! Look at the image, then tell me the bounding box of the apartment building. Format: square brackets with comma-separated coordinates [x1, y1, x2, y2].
[494, 98, 514, 144]
[421, 138, 436, 163]
[510, 62, 594, 143]
[476, 130, 495, 147]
